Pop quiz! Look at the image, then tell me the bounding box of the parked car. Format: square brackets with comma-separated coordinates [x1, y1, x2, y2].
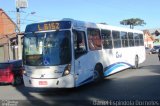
[0, 60, 23, 85]
[150, 46, 160, 54]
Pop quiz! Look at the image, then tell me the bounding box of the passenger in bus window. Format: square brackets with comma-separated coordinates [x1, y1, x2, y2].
[88, 30, 102, 50]
[88, 35, 95, 50]
[93, 33, 102, 49]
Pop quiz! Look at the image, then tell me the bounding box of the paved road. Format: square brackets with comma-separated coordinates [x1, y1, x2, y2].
[0, 54, 160, 106]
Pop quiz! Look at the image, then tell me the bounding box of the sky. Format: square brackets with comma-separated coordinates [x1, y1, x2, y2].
[0, 0, 160, 31]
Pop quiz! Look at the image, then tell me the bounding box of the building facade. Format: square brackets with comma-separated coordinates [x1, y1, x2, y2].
[143, 30, 154, 48]
[0, 8, 18, 62]
[145, 28, 160, 47]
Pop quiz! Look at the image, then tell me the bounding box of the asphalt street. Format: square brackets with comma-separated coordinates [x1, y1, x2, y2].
[0, 54, 160, 106]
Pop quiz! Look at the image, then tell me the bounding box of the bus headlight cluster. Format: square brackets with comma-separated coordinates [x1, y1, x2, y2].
[23, 70, 27, 76]
[63, 64, 71, 76]
[21, 66, 25, 74]
[23, 70, 26, 74]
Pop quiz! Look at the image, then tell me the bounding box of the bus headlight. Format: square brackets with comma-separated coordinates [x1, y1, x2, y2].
[23, 70, 27, 76]
[64, 69, 70, 75]
[62, 64, 71, 76]
[23, 70, 26, 74]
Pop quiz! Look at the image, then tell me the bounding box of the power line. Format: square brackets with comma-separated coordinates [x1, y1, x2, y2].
[6, 10, 48, 19]
[5, 10, 56, 23]
[0, 17, 38, 22]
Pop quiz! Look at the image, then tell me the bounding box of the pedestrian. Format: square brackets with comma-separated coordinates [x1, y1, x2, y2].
[158, 49, 160, 61]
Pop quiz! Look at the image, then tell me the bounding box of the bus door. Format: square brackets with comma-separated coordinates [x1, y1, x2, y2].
[73, 30, 93, 86]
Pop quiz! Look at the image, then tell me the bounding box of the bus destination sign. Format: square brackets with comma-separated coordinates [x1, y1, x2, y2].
[38, 22, 59, 31]
[25, 21, 71, 32]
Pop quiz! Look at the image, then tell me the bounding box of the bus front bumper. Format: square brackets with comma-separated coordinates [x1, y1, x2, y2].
[23, 74, 75, 88]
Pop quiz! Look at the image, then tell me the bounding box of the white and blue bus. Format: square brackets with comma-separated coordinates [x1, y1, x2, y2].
[23, 19, 145, 88]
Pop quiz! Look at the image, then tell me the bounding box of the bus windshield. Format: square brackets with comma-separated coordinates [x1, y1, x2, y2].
[23, 30, 71, 66]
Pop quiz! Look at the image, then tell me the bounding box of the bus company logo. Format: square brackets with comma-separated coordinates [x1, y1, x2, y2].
[116, 51, 122, 58]
[1, 100, 18, 106]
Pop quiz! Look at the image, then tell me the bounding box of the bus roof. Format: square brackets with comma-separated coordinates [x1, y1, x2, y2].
[25, 18, 143, 34]
[97, 24, 143, 34]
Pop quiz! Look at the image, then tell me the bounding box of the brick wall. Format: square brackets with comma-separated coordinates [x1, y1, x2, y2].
[0, 9, 17, 62]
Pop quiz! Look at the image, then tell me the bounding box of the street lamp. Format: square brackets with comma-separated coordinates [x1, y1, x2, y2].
[22, 11, 36, 24]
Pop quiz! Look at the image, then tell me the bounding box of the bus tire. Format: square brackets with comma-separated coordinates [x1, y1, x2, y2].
[133, 55, 139, 69]
[93, 64, 104, 82]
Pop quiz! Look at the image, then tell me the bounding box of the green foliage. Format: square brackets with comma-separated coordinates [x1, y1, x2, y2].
[120, 18, 146, 29]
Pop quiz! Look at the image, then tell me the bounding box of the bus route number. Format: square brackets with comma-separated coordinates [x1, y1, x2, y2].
[38, 22, 60, 31]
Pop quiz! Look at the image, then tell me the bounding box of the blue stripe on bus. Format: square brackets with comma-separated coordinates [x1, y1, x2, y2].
[104, 62, 132, 76]
[78, 62, 132, 86]
[79, 76, 93, 86]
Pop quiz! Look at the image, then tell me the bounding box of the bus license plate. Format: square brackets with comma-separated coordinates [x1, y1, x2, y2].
[39, 81, 48, 85]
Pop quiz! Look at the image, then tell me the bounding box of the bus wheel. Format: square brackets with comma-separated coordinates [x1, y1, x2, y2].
[94, 64, 104, 82]
[134, 56, 139, 69]
[12, 76, 23, 86]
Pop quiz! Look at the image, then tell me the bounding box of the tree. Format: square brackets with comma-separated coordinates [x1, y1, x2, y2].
[120, 18, 146, 29]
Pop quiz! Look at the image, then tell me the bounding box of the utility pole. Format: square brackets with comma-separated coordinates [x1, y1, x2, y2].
[16, 8, 20, 32]
[16, 7, 22, 59]
[15, 0, 28, 60]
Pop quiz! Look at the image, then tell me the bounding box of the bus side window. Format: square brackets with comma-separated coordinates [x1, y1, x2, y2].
[121, 31, 128, 47]
[73, 30, 87, 59]
[139, 34, 144, 46]
[101, 29, 113, 49]
[87, 28, 102, 50]
[128, 32, 134, 47]
[112, 30, 121, 48]
[134, 33, 140, 46]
